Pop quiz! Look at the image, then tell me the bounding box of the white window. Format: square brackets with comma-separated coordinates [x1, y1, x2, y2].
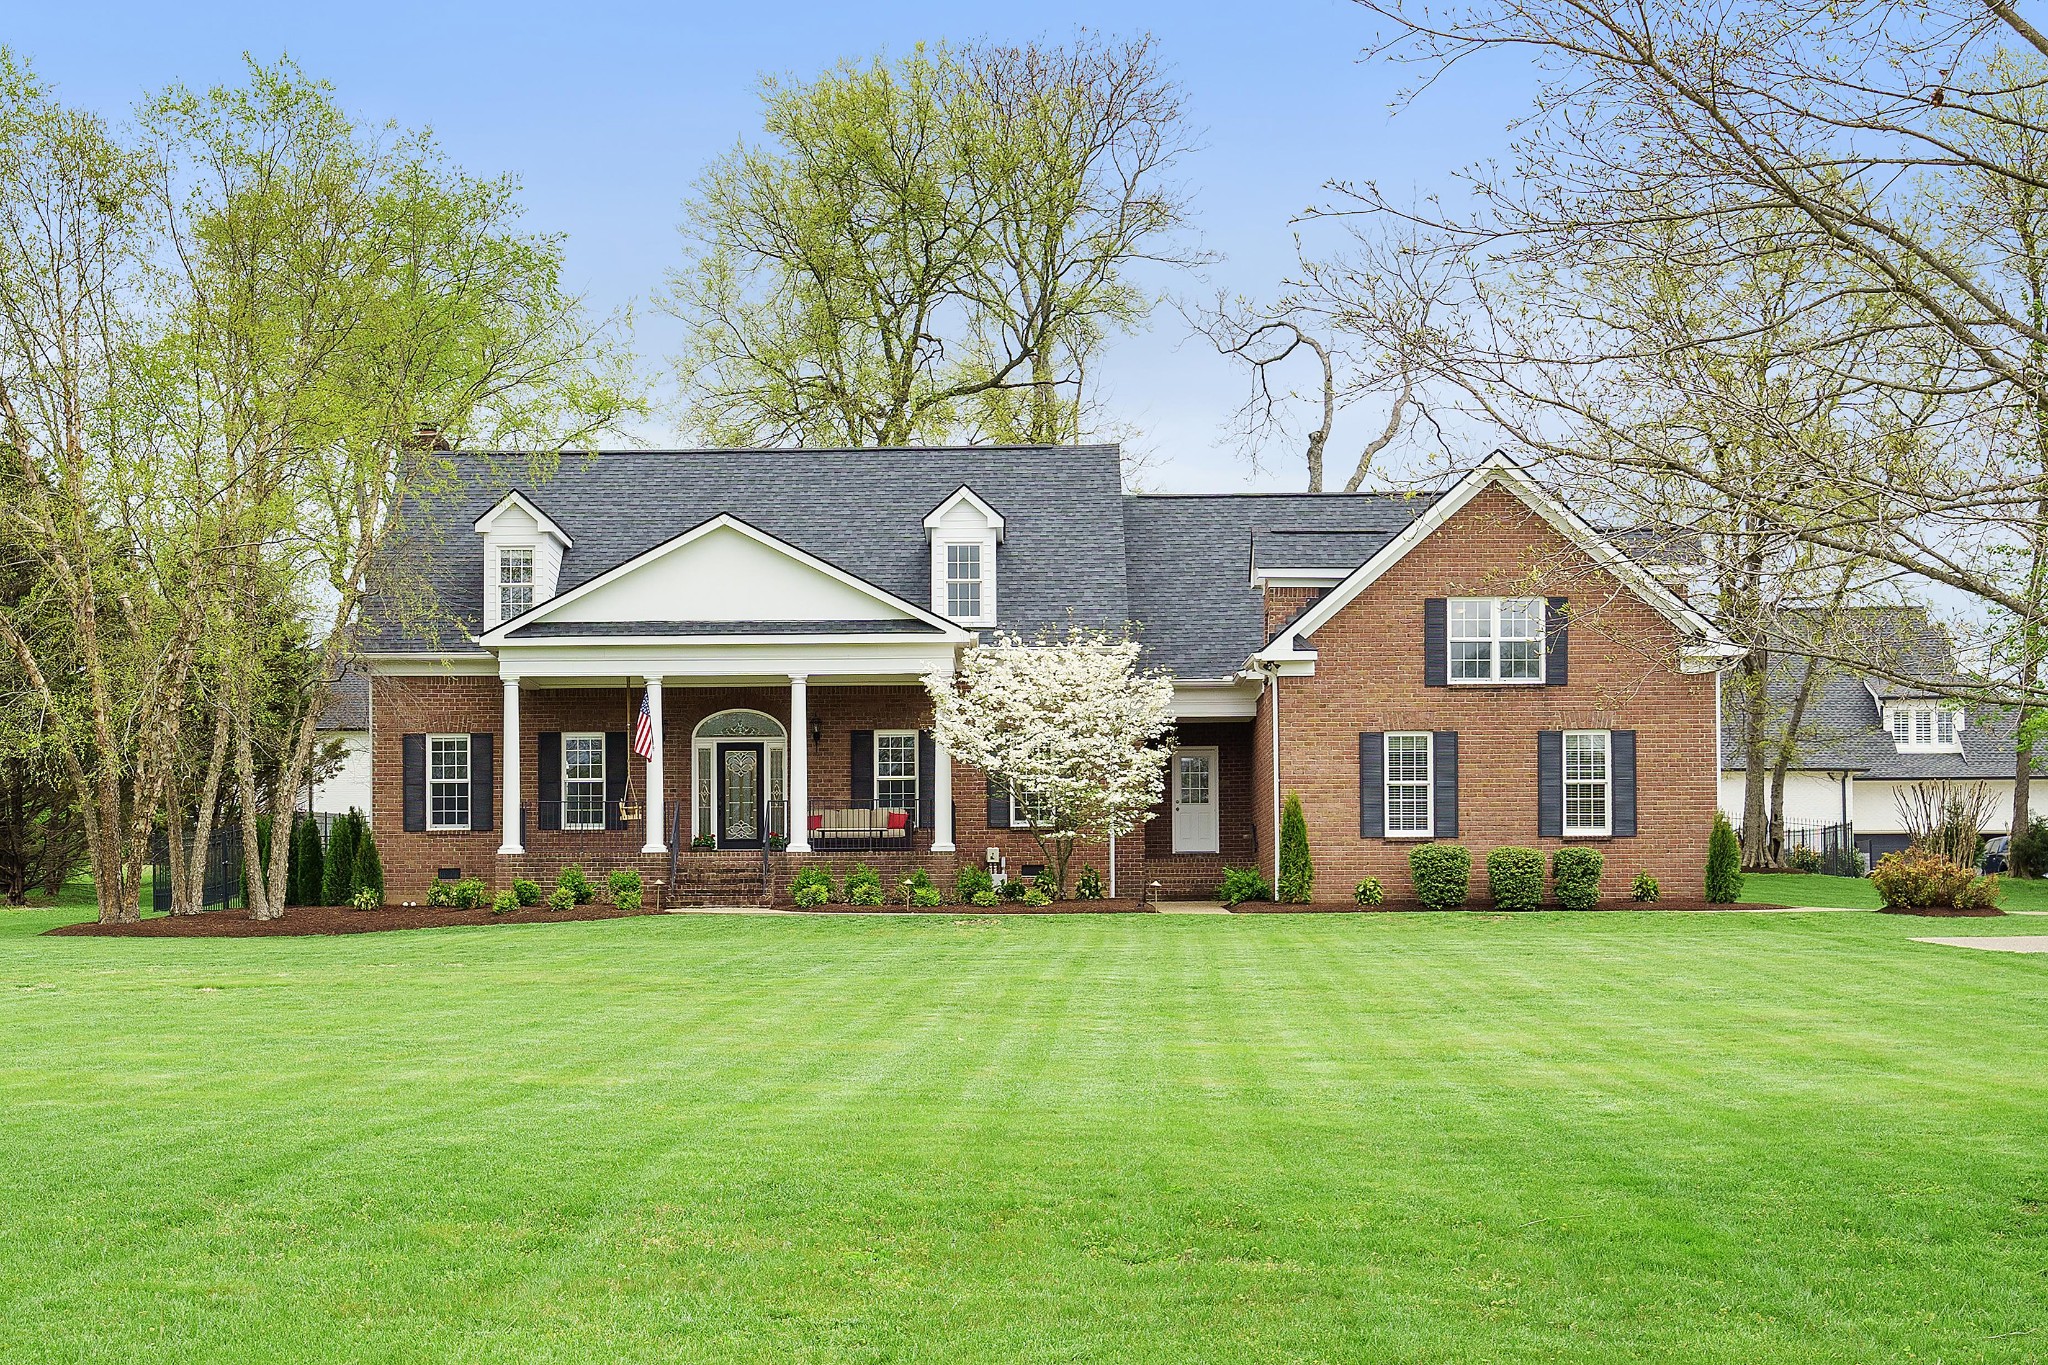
[1384, 733, 1433, 836]
[499, 547, 533, 621]
[875, 731, 919, 813]
[1563, 730, 1610, 836]
[1011, 787, 1055, 829]
[428, 734, 471, 831]
[563, 733, 606, 831]
[1449, 597, 1545, 683]
[945, 543, 983, 621]
[1888, 704, 1962, 752]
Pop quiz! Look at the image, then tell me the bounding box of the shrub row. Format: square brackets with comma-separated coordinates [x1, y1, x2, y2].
[274, 808, 383, 907]
[418, 863, 643, 914]
[1222, 844, 1632, 909]
[786, 862, 1107, 907]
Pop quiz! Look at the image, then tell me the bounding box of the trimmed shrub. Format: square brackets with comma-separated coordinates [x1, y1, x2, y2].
[846, 863, 885, 906]
[911, 886, 941, 907]
[557, 864, 597, 905]
[1631, 872, 1661, 903]
[1783, 845, 1824, 874]
[347, 888, 379, 911]
[608, 868, 643, 907]
[490, 889, 519, 915]
[970, 889, 1001, 907]
[902, 868, 937, 902]
[323, 811, 361, 905]
[511, 877, 543, 907]
[1486, 847, 1545, 911]
[1277, 794, 1314, 903]
[2011, 817, 2048, 878]
[1022, 887, 1053, 907]
[1409, 844, 1472, 910]
[998, 878, 1028, 903]
[288, 816, 323, 907]
[1705, 812, 1744, 903]
[1218, 866, 1272, 907]
[1353, 876, 1385, 907]
[955, 866, 995, 903]
[1551, 847, 1605, 910]
[613, 888, 644, 912]
[1031, 871, 1059, 901]
[1074, 867, 1106, 900]
[425, 879, 458, 908]
[790, 866, 836, 905]
[1872, 849, 2001, 911]
[450, 877, 490, 910]
[547, 885, 576, 913]
[351, 823, 385, 904]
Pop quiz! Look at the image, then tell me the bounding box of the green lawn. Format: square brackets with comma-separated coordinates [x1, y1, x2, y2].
[1743, 869, 2048, 911]
[1, 906, 2044, 1362]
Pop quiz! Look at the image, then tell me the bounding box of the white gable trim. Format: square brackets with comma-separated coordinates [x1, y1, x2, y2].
[473, 489, 573, 547]
[478, 513, 972, 646]
[1252, 450, 1739, 667]
[923, 485, 1006, 540]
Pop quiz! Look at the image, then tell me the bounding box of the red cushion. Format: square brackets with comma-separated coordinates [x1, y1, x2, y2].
[807, 815, 823, 831]
[887, 810, 909, 830]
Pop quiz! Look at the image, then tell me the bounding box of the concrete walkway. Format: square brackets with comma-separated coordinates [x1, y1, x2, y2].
[1912, 935, 2048, 954]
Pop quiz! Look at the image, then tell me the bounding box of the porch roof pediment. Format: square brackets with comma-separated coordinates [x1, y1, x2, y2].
[480, 514, 972, 647]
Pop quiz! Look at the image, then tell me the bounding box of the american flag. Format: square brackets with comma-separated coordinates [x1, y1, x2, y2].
[631, 693, 655, 760]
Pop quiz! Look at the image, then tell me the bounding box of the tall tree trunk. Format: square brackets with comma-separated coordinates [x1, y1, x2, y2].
[1737, 651, 1773, 868]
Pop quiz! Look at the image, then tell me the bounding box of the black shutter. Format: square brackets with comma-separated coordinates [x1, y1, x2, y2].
[1433, 731, 1459, 838]
[1537, 730, 1563, 838]
[470, 733, 494, 833]
[1358, 733, 1384, 838]
[1545, 597, 1570, 686]
[402, 734, 426, 832]
[605, 732, 628, 830]
[1611, 730, 1637, 836]
[851, 729, 874, 806]
[537, 732, 561, 831]
[916, 730, 935, 829]
[986, 773, 1010, 830]
[1423, 598, 1448, 687]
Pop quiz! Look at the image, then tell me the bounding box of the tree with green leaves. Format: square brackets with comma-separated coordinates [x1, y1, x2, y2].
[667, 35, 1197, 448]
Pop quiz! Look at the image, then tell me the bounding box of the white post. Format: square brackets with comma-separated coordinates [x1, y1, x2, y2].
[1268, 665, 1282, 892]
[499, 676, 523, 855]
[641, 676, 666, 854]
[787, 673, 811, 853]
[1108, 833, 1117, 899]
[932, 732, 955, 852]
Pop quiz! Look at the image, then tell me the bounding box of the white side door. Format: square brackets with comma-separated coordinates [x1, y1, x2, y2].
[1171, 747, 1219, 854]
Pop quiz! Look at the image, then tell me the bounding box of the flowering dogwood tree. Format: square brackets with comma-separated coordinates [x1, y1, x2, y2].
[925, 628, 1175, 897]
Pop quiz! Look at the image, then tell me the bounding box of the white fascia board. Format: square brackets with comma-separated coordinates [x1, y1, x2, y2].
[489, 639, 961, 683]
[1249, 568, 1353, 588]
[479, 513, 971, 645]
[1252, 450, 1736, 662]
[472, 489, 573, 547]
[1168, 679, 1263, 719]
[922, 485, 1006, 540]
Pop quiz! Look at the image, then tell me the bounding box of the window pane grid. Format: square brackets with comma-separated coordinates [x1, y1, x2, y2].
[1448, 598, 1543, 682]
[1563, 732, 1608, 833]
[564, 734, 605, 831]
[945, 543, 983, 619]
[876, 732, 918, 810]
[428, 736, 470, 830]
[1384, 733, 1432, 835]
[500, 549, 533, 619]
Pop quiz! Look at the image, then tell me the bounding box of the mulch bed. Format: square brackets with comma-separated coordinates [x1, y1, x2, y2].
[1229, 898, 1787, 913]
[798, 899, 1155, 914]
[47, 902, 659, 938]
[1878, 905, 2007, 918]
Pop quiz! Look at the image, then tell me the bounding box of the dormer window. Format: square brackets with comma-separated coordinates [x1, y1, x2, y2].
[1888, 704, 1962, 752]
[499, 547, 534, 621]
[945, 543, 983, 619]
[924, 485, 1003, 627]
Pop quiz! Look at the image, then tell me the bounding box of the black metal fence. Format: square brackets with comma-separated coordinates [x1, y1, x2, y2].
[1736, 819, 1863, 875]
[148, 823, 245, 913]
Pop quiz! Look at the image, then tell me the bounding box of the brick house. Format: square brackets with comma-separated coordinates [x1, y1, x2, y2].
[359, 446, 1738, 905]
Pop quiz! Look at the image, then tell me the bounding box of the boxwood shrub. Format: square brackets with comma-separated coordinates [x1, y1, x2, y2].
[789, 866, 836, 906]
[1409, 844, 1472, 910]
[1551, 847, 1606, 910]
[1486, 847, 1545, 911]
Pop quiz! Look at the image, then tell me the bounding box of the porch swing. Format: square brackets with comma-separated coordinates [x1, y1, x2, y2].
[616, 687, 643, 825]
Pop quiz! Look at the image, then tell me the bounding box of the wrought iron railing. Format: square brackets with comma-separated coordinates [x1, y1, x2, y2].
[800, 799, 953, 853]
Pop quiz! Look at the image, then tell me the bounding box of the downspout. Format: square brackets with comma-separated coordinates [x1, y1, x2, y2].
[1268, 664, 1282, 891]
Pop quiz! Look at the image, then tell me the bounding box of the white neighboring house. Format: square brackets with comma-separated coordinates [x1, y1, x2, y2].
[305, 665, 373, 821]
[1718, 607, 2046, 863]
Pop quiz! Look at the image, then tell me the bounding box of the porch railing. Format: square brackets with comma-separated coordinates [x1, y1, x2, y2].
[801, 799, 953, 853]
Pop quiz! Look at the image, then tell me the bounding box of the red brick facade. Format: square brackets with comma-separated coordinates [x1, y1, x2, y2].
[1248, 486, 1717, 903]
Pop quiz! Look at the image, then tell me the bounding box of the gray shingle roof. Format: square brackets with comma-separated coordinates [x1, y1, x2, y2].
[317, 664, 370, 731]
[363, 446, 1129, 656]
[1249, 528, 1399, 574]
[1122, 492, 1434, 678]
[1720, 607, 2039, 779]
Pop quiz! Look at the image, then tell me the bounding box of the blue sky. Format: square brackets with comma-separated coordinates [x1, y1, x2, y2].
[16, 1, 1536, 491]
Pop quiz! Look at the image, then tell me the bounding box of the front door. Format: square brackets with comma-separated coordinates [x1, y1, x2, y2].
[1172, 747, 1219, 854]
[717, 742, 765, 849]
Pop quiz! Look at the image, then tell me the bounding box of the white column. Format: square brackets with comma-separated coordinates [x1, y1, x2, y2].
[931, 727, 955, 853]
[787, 673, 811, 853]
[499, 676, 523, 855]
[641, 676, 666, 854]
